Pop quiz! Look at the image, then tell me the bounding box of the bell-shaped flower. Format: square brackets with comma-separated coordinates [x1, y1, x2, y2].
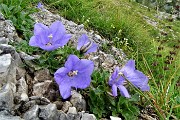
[54, 55, 94, 99]
[120, 60, 150, 91]
[77, 34, 98, 54]
[109, 67, 130, 98]
[37, 2, 45, 11]
[29, 21, 72, 51]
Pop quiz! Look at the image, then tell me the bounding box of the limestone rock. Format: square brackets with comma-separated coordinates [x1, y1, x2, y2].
[70, 90, 86, 112]
[23, 105, 40, 120]
[39, 103, 58, 120]
[0, 83, 14, 111]
[0, 110, 22, 120]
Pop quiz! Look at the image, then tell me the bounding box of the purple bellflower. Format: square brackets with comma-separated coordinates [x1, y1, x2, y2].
[29, 21, 72, 51]
[109, 60, 149, 98]
[109, 67, 131, 98]
[54, 55, 94, 99]
[37, 2, 45, 11]
[77, 34, 98, 55]
[120, 60, 150, 91]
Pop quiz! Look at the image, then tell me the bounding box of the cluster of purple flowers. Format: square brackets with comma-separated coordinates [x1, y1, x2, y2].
[29, 20, 149, 99]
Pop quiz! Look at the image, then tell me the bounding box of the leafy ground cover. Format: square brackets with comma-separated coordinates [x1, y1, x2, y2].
[0, 0, 179, 119]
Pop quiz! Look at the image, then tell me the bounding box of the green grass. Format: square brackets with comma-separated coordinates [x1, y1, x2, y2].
[0, 0, 180, 119]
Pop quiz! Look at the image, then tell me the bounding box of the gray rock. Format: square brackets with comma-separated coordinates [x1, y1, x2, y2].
[16, 77, 28, 95]
[62, 101, 72, 113]
[70, 90, 86, 111]
[58, 111, 67, 120]
[39, 103, 58, 120]
[0, 83, 14, 111]
[0, 54, 12, 73]
[34, 68, 52, 83]
[19, 52, 39, 61]
[81, 112, 96, 120]
[0, 110, 22, 120]
[23, 105, 40, 120]
[67, 107, 77, 114]
[0, 37, 8, 44]
[67, 113, 81, 120]
[33, 80, 52, 96]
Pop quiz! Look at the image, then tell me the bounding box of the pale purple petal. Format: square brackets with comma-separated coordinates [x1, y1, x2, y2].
[59, 83, 71, 99]
[85, 43, 98, 54]
[109, 67, 119, 85]
[54, 67, 69, 85]
[118, 85, 130, 98]
[40, 44, 60, 51]
[73, 74, 91, 89]
[54, 34, 72, 46]
[77, 34, 89, 50]
[50, 21, 66, 42]
[73, 59, 94, 75]
[29, 36, 38, 46]
[37, 2, 43, 8]
[126, 70, 149, 91]
[65, 55, 80, 70]
[112, 84, 118, 97]
[120, 59, 135, 76]
[34, 23, 48, 35]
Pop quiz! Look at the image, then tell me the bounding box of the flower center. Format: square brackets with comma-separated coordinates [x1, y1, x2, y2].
[46, 34, 53, 46]
[68, 70, 78, 77]
[80, 41, 93, 53]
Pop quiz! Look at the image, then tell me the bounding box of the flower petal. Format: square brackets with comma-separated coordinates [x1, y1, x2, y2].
[73, 74, 91, 89]
[120, 59, 135, 76]
[29, 36, 38, 46]
[54, 34, 72, 46]
[54, 67, 69, 85]
[59, 83, 72, 99]
[85, 43, 98, 54]
[109, 67, 120, 85]
[50, 21, 66, 41]
[74, 59, 94, 75]
[118, 85, 130, 98]
[34, 23, 48, 35]
[77, 34, 89, 50]
[112, 84, 118, 97]
[65, 55, 80, 70]
[126, 70, 149, 91]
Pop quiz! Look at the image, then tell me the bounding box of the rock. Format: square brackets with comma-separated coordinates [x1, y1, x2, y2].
[39, 103, 58, 120]
[16, 77, 28, 95]
[34, 69, 52, 83]
[0, 110, 22, 120]
[67, 113, 81, 120]
[62, 101, 72, 113]
[0, 37, 8, 44]
[53, 101, 63, 110]
[0, 83, 14, 111]
[20, 93, 29, 102]
[58, 111, 68, 120]
[19, 52, 40, 61]
[110, 116, 122, 120]
[29, 96, 50, 105]
[14, 77, 28, 104]
[33, 80, 52, 96]
[67, 107, 77, 114]
[0, 54, 12, 73]
[23, 105, 40, 120]
[70, 90, 86, 112]
[81, 112, 96, 120]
